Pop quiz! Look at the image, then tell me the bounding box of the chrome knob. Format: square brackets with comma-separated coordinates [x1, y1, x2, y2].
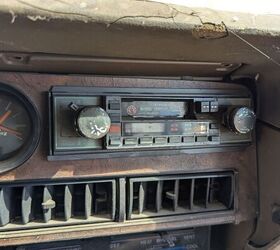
[76, 106, 111, 139]
[227, 107, 256, 134]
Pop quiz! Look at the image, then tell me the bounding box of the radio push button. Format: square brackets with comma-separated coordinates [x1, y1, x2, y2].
[124, 138, 138, 146]
[109, 136, 122, 146]
[196, 101, 219, 113]
[200, 102, 210, 113]
[109, 124, 121, 134]
[183, 136, 195, 143]
[210, 101, 219, 112]
[140, 137, 153, 145]
[154, 137, 167, 145]
[109, 113, 121, 123]
[108, 100, 120, 110]
[169, 136, 181, 144]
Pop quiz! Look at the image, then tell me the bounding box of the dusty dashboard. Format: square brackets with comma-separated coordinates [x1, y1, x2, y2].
[0, 73, 258, 247]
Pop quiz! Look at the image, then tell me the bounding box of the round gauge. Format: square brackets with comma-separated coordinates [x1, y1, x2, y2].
[0, 83, 40, 173]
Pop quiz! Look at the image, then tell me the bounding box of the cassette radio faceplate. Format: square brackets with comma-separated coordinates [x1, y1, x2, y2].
[48, 84, 255, 160]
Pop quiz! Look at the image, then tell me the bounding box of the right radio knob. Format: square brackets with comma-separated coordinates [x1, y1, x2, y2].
[226, 107, 256, 134]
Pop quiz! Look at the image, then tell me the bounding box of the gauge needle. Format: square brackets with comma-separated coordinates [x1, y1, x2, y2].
[0, 125, 23, 140]
[0, 110, 12, 124]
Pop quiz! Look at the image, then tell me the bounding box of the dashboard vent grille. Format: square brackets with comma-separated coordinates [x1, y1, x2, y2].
[0, 172, 235, 232]
[0, 179, 116, 231]
[127, 173, 234, 219]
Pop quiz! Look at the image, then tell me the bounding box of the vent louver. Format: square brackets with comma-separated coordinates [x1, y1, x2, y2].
[0, 172, 236, 232]
[127, 173, 234, 219]
[0, 179, 116, 231]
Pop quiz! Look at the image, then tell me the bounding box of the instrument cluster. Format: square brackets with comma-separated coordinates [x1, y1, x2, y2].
[0, 83, 40, 173]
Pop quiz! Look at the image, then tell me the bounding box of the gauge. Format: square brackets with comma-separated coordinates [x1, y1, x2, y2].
[0, 83, 40, 173]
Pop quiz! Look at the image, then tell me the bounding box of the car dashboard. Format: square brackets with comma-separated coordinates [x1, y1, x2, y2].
[0, 1, 280, 249]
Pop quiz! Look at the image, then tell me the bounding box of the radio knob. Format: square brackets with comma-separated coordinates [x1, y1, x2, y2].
[76, 106, 111, 139]
[227, 107, 256, 134]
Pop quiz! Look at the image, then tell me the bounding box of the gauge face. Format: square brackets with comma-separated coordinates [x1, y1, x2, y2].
[0, 83, 40, 173]
[0, 93, 32, 161]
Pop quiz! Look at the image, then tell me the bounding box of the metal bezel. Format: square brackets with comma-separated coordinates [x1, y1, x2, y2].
[0, 83, 41, 173]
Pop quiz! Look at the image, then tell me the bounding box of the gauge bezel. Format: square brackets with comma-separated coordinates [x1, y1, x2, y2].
[0, 83, 41, 174]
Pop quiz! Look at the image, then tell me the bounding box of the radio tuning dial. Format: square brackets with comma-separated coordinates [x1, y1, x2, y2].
[227, 107, 256, 134]
[76, 106, 111, 139]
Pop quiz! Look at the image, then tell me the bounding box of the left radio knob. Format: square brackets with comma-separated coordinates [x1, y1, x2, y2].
[76, 106, 111, 139]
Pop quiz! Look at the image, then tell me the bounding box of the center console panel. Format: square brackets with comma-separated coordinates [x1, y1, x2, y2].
[0, 73, 257, 247]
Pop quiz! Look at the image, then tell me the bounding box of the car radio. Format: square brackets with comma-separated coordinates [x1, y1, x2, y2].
[48, 84, 255, 160]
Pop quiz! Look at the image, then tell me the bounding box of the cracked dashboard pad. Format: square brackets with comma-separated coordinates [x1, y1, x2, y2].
[48, 83, 255, 161]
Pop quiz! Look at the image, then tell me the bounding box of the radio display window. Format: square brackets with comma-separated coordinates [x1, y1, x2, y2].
[123, 122, 165, 135]
[122, 100, 187, 119]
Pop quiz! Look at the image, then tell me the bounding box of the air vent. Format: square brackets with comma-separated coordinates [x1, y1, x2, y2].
[127, 172, 234, 219]
[0, 172, 236, 233]
[0, 179, 116, 231]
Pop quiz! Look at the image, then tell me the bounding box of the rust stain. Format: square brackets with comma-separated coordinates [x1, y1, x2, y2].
[192, 22, 228, 39]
